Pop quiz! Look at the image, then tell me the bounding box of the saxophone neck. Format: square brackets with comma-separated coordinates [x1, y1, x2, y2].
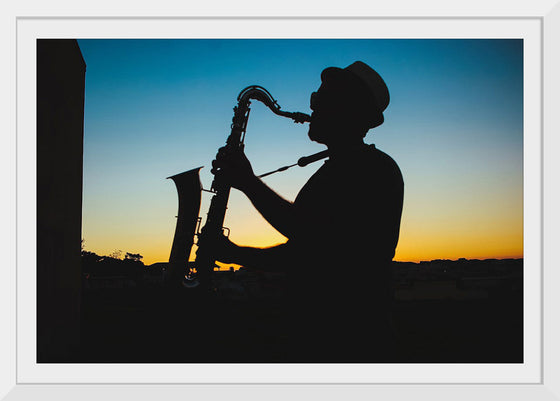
[275, 110, 311, 124]
[237, 85, 311, 124]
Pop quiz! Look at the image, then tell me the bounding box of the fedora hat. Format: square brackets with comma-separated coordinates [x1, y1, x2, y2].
[321, 61, 390, 127]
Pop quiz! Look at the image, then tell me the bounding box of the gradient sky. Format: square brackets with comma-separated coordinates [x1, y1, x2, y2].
[77, 39, 523, 266]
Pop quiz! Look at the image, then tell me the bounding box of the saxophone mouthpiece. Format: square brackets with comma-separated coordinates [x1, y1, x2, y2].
[292, 112, 311, 124]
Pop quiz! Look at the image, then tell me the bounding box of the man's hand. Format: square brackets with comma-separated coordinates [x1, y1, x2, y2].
[197, 232, 241, 264]
[211, 146, 256, 192]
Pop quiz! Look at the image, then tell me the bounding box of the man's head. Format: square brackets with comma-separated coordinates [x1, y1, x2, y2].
[308, 61, 390, 146]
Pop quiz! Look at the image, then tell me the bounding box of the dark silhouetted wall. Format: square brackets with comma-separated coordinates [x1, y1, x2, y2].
[37, 39, 85, 362]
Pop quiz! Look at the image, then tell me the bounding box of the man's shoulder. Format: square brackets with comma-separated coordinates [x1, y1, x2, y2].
[366, 145, 402, 174]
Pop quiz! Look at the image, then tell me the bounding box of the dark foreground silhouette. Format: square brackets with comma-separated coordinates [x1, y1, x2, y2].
[75, 258, 522, 363]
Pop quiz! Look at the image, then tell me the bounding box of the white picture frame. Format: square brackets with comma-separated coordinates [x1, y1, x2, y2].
[3, 0, 559, 399]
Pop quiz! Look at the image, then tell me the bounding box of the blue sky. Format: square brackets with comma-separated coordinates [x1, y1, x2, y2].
[77, 39, 523, 264]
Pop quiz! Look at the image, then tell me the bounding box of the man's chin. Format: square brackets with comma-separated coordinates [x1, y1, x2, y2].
[308, 126, 327, 144]
[308, 132, 325, 144]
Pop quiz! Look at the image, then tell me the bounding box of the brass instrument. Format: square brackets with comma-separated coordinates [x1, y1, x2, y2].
[167, 85, 319, 289]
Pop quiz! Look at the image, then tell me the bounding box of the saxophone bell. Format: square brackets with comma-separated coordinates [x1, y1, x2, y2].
[166, 167, 202, 288]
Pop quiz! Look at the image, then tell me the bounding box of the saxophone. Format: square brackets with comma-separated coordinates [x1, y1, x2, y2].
[168, 86, 311, 289]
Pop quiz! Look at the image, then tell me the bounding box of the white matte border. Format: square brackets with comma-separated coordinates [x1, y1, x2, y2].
[16, 17, 541, 385]
[2, 4, 558, 401]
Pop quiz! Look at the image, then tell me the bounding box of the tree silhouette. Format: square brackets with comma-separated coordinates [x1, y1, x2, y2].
[125, 252, 143, 263]
[81, 249, 145, 280]
[109, 249, 123, 259]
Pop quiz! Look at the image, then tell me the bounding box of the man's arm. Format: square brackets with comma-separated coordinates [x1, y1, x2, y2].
[212, 236, 291, 273]
[240, 175, 297, 238]
[213, 147, 297, 238]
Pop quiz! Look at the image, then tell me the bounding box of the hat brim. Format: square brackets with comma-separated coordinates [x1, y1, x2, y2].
[321, 66, 356, 84]
[320, 66, 385, 129]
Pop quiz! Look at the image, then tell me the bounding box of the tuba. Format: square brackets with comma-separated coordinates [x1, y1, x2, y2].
[167, 86, 312, 289]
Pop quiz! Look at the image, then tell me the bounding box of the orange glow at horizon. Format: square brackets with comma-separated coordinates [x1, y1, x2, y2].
[84, 226, 523, 266]
[83, 187, 523, 266]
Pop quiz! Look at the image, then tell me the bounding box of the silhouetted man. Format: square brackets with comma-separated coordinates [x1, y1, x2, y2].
[211, 61, 404, 362]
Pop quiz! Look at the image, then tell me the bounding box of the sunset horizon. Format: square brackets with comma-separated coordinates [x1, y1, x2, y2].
[78, 38, 523, 270]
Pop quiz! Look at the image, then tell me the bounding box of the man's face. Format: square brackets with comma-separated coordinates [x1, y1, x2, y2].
[307, 83, 347, 145]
